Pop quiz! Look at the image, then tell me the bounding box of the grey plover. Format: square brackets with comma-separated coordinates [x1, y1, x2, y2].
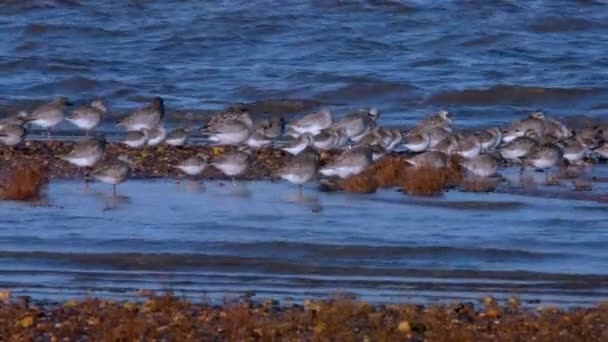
[66, 99, 106, 136]
[165, 128, 188, 147]
[282, 133, 314, 155]
[146, 124, 167, 146]
[211, 148, 251, 180]
[403, 131, 431, 152]
[461, 154, 501, 178]
[277, 151, 318, 191]
[333, 108, 379, 140]
[406, 151, 449, 169]
[92, 156, 131, 196]
[319, 145, 372, 178]
[201, 118, 251, 146]
[255, 116, 284, 139]
[0, 124, 25, 147]
[59, 136, 106, 168]
[23, 97, 72, 137]
[287, 108, 333, 136]
[116, 97, 165, 131]
[175, 153, 208, 177]
[123, 130, 149, 148]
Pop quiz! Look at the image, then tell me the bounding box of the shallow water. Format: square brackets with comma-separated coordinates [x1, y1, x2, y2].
[1, 1, 608, 127]
[1, 175, 607, 306]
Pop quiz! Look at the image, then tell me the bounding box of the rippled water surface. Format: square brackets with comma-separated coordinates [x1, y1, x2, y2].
[0, 177, 608, 306]
[1, 1, 608, 305]
[1, 0, 608, 126]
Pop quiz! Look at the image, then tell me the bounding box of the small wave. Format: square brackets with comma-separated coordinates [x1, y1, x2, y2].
[428, 85, 606, 106]
[530, 17, 599, 33]
[315, 78, 416, 104]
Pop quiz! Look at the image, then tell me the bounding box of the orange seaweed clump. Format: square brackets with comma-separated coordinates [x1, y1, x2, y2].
[0, 163, 49, 201]
[341, 174, 378, 193]
[399, 166, 451, 196]
[371, 155, 409, 187]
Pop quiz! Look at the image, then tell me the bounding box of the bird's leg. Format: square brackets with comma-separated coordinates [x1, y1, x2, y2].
[113, 184, 117, 197]
[85, 129, 90, 137]
[47, 128, 52, 140]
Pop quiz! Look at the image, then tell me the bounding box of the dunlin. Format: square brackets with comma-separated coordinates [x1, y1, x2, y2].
[0, 124, 26, 147]
[455, 135, 482, 159]
[523, 144, 562, 170]
[378, 128, 402, 152]
[406, 151, 449, 169]
[277, 151, 318, 190]
[576, 126, 603, 149]
[282, 133, 314, 155]
[476, 127, 502, 152]
[0, 113, 26, 129]
[503, 112, 545, 143]
[499, 131, 537, 162]
[333, 108, 378, 140]
[319, 145, 372, 178]
[59, 136, 106, 168]
[562, 136, 587, 164]
[313, 128, 337, 150]
[212, 147, 251, 180]
[461, 154, 501, 178]
[403, 131, 430, 152]
[255, 116, 285, 139]
[165, 128, 188, 147]
[23, 97, 72, 137]
[92, 156, 131, 196]
[423, 126, 452, 148]
[431, 135, 459, 155]
[544, 118, 572, 140]
[287, 108, 332, 136]
[146, 124, 167, 146]
[246, 131, 273, 149]
[66, 99, 106, 136]
[201, 119, 251, 146]
[175, 153, 208, 176]
[594, 142, 608, 159]
[116, 97, 165, 131]
[123, 130, 149, 148]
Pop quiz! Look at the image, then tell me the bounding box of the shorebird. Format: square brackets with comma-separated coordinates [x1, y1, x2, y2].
[255, 116, 284, 139]
[476, 127, 502, 152]
[123, 130, 149, 148]
[562, 136, 588, 164]
[594, 142, 608, 159]
[201, 119, 251, 146]
[0, 113, 26, 129]
[287, 108, 332, 136]
[282, 133, 314, 155]
[403, 130, 431, 152]
[333, 108, 379, 140]
[246, 131, 273, 149]
[461, 154, 501, 178]
[146, 124, 167, 146]
[406, 151, 449, 169]
[455, 135, 482, 159]
[499, 130, 537, 162]
[22, 97, 72, 137]
[575, 126, 603, 149]
[503, 112, 545, 143]
[431, 135, 459, 155]
[544, 118, 572, 140]
[421, 126, 452, 148]
[277, 151, 318, 193]
[211, 147, 251, 181]
[92, 156, 131, 196]
[175, 153, 208, 177]
[165, 128, 188, 147]
[319, 145, 372, 178]
[313, 128, 337, 150]
[522, 144, 562, 170]
[378, 128, 402, 152]
[418, 109, 452, 129]
[0, 124, 25, 147]
[207, 108, 253, 129]
[116, 97, 164, 131]
[59, 136, 106, 168]
[65, 99, 106, 136]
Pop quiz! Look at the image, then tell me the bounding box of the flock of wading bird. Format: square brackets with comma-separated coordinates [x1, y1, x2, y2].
[0, 96, 607, 196]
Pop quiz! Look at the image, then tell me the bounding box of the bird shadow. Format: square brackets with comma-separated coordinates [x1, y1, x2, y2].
[282, 190, 323, 213]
